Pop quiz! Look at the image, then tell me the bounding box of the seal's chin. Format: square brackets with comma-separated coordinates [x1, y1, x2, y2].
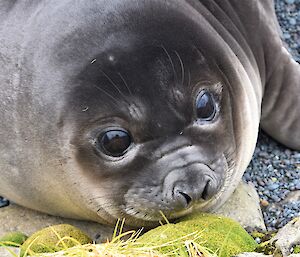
[122, 204, 195, 222]
[119, 193, 214, 225]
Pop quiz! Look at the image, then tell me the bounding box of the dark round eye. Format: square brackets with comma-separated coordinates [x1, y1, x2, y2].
[99, 129, 132, 157]
[196, 91, 216, 121]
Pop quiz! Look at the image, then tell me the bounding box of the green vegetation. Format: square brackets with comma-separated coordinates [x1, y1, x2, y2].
[1, 214, 259, 257]
[294, 245, 300, 254]
[20, 224, 92, 256]
[251, 231, 277, 255]
[0, 231, 28, 247]
[137, 213, 257, 257]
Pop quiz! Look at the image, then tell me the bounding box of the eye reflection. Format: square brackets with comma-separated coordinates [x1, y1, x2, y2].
[196, 91, 216, 121]
[98, 129, 132, 157]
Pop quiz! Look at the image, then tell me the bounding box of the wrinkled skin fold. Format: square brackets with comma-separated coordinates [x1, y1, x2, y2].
[0, 0, 299, 227]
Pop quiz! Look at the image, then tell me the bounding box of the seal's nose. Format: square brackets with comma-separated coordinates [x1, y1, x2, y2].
[173, 179, 214, 208]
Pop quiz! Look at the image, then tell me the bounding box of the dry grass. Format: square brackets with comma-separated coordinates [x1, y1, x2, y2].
[1, 219, 217, 257]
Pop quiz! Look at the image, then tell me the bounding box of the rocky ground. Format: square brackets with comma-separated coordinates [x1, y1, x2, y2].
[243, 133, 300, 231]
[275, 0, 300, 62]
[243, 0, 300, 231]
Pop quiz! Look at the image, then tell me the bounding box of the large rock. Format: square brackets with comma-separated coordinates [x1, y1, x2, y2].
[0, 204, 114, 243]
[215, 182, 266, 232]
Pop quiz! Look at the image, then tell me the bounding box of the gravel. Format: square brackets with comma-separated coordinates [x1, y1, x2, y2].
[0, 1, 299, 232]
[244, 132, 300, 231]
[242, 0, 300, 232]
[276, 0, 300, 62]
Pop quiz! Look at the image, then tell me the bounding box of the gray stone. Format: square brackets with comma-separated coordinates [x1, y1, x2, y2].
[0, 247, 20, 257]
[282, 190, 300, 203]
[0, 204, 114, 243]
[235, 253, 272, 257]
[215, 181, 266, 232]
[271, 217, 300, 256]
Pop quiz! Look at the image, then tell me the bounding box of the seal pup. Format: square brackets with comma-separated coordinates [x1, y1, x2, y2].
[0, 0, 299, 227]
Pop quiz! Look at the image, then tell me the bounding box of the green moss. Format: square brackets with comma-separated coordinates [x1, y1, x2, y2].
[251, 231, 265, 239]
[251, 231, 277, 255]
[251, 230, 276, 242]
[137, 213, 257, 257]
[20, 224, 92, 256]
[294, 245, 300, 254]
[255, 241, 276, 255]
[0, 232, 28, 247]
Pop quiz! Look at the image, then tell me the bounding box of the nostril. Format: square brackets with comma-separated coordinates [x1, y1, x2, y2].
[201, 180, 211, 200]
[178, 191, 192, 206]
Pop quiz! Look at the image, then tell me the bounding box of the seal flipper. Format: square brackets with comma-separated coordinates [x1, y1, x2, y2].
[261, 43, 300, 150]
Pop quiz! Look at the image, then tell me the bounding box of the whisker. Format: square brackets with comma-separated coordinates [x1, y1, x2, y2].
[174, 50, 185, 86]
[100, 69, 128, 100]
[160, 44, 178, 84]
[193, 44, 205, 60]
[92, 84, 120, 109]
[187, 69, 191, 88]
[118, 72, 133, 97]
[224, 148, 236, 171]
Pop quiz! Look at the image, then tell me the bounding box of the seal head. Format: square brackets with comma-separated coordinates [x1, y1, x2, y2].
[57, 2, 247, 226]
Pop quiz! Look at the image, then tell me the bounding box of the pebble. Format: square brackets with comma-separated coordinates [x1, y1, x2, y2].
[268, 184, 280, 190]
[285, 0, 295, 4]
[289, 18, 297, 25]
[255, 237, 262, 244]
[260, 199, 269, 207]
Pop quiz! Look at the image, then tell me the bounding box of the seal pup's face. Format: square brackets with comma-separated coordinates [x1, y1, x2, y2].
[53, 2, 238, 227]
[23, 0, 264, 227]
[69, 46, 236, 226]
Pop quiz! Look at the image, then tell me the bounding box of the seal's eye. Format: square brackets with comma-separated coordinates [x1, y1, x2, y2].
[196, 91, 216, 121]
[99, 129, 132, 157]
